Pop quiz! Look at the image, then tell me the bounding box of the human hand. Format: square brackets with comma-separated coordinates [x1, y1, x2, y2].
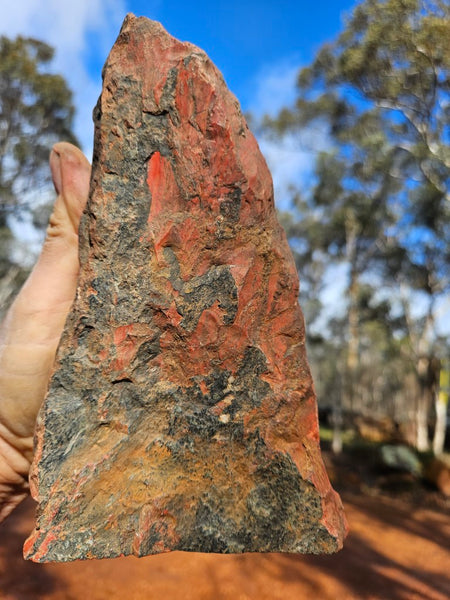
[0, 143, 91, 522]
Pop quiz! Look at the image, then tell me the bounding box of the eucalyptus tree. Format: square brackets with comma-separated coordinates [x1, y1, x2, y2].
[0, 35, 77, 313]
[267, 0, 449, 452]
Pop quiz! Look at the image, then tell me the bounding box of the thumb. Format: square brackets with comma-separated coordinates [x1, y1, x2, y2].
[14, 143, 91, 322]
[0, 144, 91, 443]
[44, 141, 91, 254]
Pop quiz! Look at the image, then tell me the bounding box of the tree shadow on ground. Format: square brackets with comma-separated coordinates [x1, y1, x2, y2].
[0, 499, 62, 600]
[263, 492, 450, 600]
[0, 492, 448, 600]
[347, 491, 450, 549]
[270, 532, 449, 600]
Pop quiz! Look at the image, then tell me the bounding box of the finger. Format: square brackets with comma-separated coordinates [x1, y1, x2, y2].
[17, 144, 91, 317]
[46, 142, 91, 244]
[0, 145, 91, 442]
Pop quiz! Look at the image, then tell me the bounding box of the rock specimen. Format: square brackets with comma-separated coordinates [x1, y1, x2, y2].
[24, 14, 347, 562]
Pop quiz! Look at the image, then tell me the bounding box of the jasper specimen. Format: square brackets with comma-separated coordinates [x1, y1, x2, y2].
[24, 15, 347, 562]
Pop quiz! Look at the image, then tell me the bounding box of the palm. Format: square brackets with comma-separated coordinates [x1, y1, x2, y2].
[0, 143, 90, 520]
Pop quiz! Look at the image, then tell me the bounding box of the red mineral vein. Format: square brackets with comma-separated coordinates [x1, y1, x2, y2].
[25, 15, 347, 563]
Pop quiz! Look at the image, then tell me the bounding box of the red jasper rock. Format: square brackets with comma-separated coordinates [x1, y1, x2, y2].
[24, 14, 347, 562]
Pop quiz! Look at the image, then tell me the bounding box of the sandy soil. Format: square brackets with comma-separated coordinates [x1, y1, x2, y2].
[0, 489, 449, 600]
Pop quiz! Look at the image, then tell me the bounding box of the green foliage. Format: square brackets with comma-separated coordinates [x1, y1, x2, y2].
[266, 0, 449, 452]
[0, 35, 78, 223]
[0, 35, 77, 315]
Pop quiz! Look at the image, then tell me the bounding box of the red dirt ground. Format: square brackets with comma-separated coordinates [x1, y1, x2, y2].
[1, 489, 449, 600]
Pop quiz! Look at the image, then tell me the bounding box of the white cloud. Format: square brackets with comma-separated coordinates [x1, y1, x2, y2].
[248, 60, 300, 120]
[0, 0, 127, 158]
[247, 58, 332, 211]
[259, 135, 314, 211]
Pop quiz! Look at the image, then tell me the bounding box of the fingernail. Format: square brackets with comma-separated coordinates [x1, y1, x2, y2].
[50, 149, 62, 195]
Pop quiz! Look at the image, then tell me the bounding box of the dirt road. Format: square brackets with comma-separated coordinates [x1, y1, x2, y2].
[0, 490, 449, 600]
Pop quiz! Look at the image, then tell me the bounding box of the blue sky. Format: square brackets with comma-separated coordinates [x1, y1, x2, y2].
[85, 1, 358, 114]
[1, 0, 357, 155]
[1, 0, 358, 227]
[1, 0, 355, 261]
[2, 1, 448, 334]
[1, 0, 361, 324]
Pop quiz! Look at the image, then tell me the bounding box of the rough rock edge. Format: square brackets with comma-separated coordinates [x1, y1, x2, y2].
[24, 14, 347, 562]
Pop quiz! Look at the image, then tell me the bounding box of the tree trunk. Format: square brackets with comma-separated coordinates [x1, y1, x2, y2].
[416, 356, 431, 451]
[332, 396, 343, 454]
[332, 375, 343, 454]
[416, 393, 430, 452]
[433, 393, 447, 456]
[416, 355, 440, 453]
[432, 363, 448, 456]
[346, 276, 359, 413]
[344, 211, 360, 415]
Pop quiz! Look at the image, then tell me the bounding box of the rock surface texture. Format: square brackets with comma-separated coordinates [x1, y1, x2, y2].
[25, 15, 347, 562]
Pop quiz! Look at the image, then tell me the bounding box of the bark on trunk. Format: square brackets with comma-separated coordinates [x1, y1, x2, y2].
[416, 394, 430, 452]
[332, 371, 344, 455]
[433, 392, 447, 456]
[347, 277, 359, 413]
[332, 396, 343, 455]
[416, 356, 431, 451]
[416, 355, 440, 453]
[432, 364, 448, 456]
[344, 212, 360, 416]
